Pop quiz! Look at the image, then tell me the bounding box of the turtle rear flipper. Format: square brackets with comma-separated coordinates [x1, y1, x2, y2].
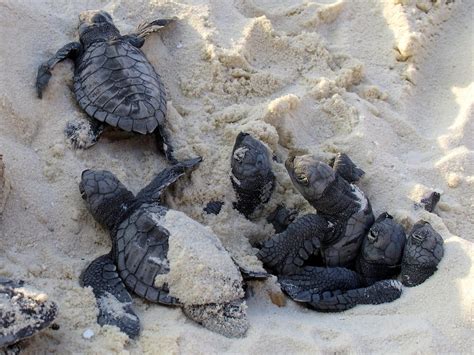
[0, 278, 58, 348]
[81, 254, 140, 339]
[279, 268, 402, 312]
[65, 119, 105, 149]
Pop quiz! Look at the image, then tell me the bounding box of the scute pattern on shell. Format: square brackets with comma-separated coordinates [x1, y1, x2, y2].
[114, 203, 178, 305]
[73, 40, 167, 134]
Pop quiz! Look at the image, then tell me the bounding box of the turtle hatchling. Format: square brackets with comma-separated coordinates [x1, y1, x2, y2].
[36, 10, 177, 161]
[230, 132, 275, 218]
[79, 158, 264, 338]
[258, 153, 444, 311]
[0, 278, 58, 348]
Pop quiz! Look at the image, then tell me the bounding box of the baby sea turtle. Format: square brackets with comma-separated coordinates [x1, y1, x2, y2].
[79, 158, 262, 338]
[0, 278, 58, 348]
[230, 132, 275, 218]
[258, 153, 443, 311]
[283, 153, 375, 268]
[36, 10, 177, 161]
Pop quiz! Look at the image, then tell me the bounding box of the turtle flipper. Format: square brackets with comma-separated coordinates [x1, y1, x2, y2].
[330, 153, 365, 183]
[135, 18, 177, 39]
[419, 191, 441, 213]
[79, 170, 136, 231]
[278, 266, 363, 301]
[279, 267, 402, 312]
[36, 42, 82, 98]
[136, 157, 202, 203]
[0, 278, 58, 348]
[306, 280, 403, 312]
[65, 118, 104, 149]
[155, 126, 178, 164]
[266, 204, 298, 233]
[81, 254, 140, 339]
[257, 214, 330, 275]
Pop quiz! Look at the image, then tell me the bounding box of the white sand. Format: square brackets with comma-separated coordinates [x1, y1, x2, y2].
[0, 0, 472, 353]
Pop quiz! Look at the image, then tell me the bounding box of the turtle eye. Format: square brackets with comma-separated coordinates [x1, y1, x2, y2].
[296, 174, 309, 185]
[368, 229, 378, 241]
[412, 232, 425, 243]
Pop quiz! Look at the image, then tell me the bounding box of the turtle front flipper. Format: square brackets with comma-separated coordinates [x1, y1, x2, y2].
[36, 42, 82, 98]
[266, 204, 298, 233]
[330, 153, 365, 183]
[279, 267, 402, 312]
[257, 214, 330, 275]
[81, 254, 140, 339]
[122, 18, 176, 48]
[136, 157, 202, 203]
[135, 18, 177, 39]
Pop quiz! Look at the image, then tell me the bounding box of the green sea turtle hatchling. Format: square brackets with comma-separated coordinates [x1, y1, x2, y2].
[0, 278, 58, 348]
[79, 158, 263, 338]
[36, 10, 177, 161]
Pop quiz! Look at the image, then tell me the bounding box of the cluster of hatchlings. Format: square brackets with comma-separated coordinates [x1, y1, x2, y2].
[1, 10, 443, 349]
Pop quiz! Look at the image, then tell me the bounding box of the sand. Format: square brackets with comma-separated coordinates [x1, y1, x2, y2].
[0, 0, 472, 353]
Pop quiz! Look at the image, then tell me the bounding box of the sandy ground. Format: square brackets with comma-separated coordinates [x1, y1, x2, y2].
[0, 0, 472, 353]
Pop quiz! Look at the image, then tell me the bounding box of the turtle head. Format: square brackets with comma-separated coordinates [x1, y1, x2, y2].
[79, 170, 136, 231]
[230, 132, 275, 217]
[401, 221, 444, 286]
[362, 212, 406, 265]
[231, 132, 273, 189]
[285, 154, 335, 203]
[78, 10, 120, 45]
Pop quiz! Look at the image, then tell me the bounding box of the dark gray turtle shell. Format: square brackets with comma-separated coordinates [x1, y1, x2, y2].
[73, 40, 166, 134]
[113, 203, 177, 305]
